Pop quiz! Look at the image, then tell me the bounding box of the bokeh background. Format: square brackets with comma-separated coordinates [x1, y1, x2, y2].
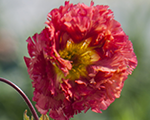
[0, 0, 150, 120]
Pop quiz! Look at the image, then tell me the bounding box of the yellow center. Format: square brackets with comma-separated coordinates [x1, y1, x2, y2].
[58, 38, 100, 80]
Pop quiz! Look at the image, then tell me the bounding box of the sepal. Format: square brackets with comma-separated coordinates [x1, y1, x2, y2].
[23, 109, 50, 120]
[39, 114, 49, 120]
[23, 110, 34, 120]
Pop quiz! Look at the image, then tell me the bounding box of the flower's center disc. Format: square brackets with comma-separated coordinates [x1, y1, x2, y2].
[58, 38, 100, 80]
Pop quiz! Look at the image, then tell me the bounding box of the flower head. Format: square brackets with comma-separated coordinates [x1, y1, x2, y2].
[24, 1, 137, 120]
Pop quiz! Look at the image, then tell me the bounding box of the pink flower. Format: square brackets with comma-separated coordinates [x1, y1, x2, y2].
[24, 1, 137, 120]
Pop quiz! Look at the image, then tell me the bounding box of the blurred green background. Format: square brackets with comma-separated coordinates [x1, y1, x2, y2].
[0, 0, 150, 120]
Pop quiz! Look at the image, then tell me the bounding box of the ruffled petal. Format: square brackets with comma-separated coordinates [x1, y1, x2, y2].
[24, 1, 137, 120]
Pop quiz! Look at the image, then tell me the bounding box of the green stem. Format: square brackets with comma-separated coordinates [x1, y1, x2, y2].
[0, 77, 39, 120]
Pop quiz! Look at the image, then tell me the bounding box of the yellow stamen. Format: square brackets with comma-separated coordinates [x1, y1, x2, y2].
[57, 38, 100, 80]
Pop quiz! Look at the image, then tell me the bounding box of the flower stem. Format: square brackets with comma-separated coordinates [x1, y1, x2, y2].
[0, 77, 39, 120]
